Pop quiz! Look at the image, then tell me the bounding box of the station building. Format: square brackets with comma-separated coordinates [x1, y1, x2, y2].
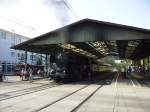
[12, 18, 150, 78]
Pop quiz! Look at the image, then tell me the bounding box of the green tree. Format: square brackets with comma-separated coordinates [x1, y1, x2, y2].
[36, 58, 42, 65]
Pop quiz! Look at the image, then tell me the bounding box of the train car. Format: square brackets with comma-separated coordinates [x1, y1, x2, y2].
[49, 52, 91, 82]
[91, 63, 112, 72]
[49, 51, 116, 82]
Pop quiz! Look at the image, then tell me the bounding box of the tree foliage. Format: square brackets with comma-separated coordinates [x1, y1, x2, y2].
[36, 57, 42, 65]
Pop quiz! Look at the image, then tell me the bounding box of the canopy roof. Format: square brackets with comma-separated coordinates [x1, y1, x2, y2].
[12, 18, 150, 60]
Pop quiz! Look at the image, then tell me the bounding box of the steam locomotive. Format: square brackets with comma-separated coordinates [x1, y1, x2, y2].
[49, 52, 91, 82]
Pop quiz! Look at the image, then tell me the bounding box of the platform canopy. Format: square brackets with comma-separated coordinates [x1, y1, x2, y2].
[12, 18, 150, 60]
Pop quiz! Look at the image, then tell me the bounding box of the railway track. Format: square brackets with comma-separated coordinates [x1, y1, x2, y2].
[0, 83, 61, 101]
[137, 80, 148, 87]
[70, 85, 102, 112]
[32, 83, 103, 112]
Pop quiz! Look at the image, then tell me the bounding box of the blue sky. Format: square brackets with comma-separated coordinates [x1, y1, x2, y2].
[0, 0, 150, 38]
[68, 0, 150, 28]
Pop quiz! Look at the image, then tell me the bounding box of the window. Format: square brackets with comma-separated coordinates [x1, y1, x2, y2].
[17, 53, 22, 60]
[18, 53, 21, 58]
[30, 55, 35, 60]
[6, 33, 12, 38]
[18, 37, 21, 43]
[0, 31, 6, 39]
[20, 53, 25, 60]
[30, 55, 32, 60]
[18, 53, 20, 57]
[11, 35, 16, 41]
[11, 43, 15, 47]
[11, 52, 15, 57]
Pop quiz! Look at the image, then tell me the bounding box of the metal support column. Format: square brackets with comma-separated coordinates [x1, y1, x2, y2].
[41, 54, 42, 64]
[147, 56, 150, 74]
[133, 60, 136, 66]
[45, 54, 48, 76]
[25, 50, 27, 64]
[24, 50, 28, 80]
[143, 58, 146, 74]
[143, 58, 145, 66]
[31, 52, 34, 64]
[5, 62, 7, 75]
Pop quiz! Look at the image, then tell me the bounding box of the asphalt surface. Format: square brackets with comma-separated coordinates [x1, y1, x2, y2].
[0, 74, 150, 112]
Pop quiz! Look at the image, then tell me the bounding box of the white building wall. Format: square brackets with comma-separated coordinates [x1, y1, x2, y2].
[0, 30, 30, 63]
[0, 33, 14, 62]
[0, 29, 38, 74]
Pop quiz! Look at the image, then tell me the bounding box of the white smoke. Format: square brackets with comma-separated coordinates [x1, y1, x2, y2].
[43, 0, 70, 26]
